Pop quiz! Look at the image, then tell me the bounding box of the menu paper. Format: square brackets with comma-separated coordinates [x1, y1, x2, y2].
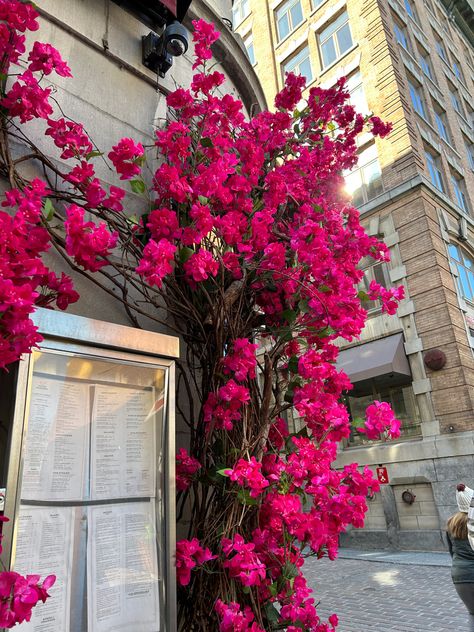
[87, 502, 160, 632]
[21, 377, 90, 501]
[91, 385, 156, 500]
[14, 506, 74, 632]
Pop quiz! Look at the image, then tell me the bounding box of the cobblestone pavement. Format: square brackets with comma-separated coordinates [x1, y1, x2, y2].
[304, 553, 474, 632]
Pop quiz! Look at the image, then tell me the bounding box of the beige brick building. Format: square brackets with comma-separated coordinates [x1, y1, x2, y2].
[233, 0, 474, 549]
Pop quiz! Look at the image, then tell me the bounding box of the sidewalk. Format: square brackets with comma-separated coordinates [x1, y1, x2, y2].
[338, 547, 451, 567]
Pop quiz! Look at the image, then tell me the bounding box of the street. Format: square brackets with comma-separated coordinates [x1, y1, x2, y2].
[304, 550, 474, 632]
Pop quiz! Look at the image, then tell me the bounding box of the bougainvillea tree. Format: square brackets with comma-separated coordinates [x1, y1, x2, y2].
[0, 2, 404, 629]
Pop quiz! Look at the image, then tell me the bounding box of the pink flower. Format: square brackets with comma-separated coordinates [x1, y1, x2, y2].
[192, 19, 220, 68]
[275, 72, 307, 111]
[176, 448, 201, 492]
[368, 281, 404, 315]
[222, 534, 266, 586]
[108, 138, 144, 180]
[226, 457, 269, 498]
[64, 205, 118, 272]
[215, 600, 265, 632]
[45, 118, 92, 159]
[183, 249, 219, 284]
[176, 538, 215, 586]
[359, 400, 401, 440]
[222, 338, 258, 381]
[1, 70, 52, 122]
[369, 116, 392, 138]
[135, 239, 176, 288]
[28, 42, 71, 76]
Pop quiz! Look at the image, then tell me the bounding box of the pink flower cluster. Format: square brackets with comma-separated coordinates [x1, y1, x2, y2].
[0, 516, 56, 628]
[64, 205, 118, 272]
[222, 338, 258, 381]
[358, 400, 401, 440]
[108, 138, 144, 180]
[368, 281, 405, 315]
[203, 380, 250, 431]
[226, 457, 269, 498]
[176, 538, 215, 586]
[176, 448, 201, 492]
[215, 601, 265, 632]
[0, 180, 78, 367]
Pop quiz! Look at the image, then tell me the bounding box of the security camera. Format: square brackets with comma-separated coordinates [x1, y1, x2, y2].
[142, 22, 189, 78]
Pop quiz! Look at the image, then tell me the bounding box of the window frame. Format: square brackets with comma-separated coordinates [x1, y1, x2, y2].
[243, 32, 256, 66]
[318, 11, 354, 69]
[425, 150, 444, 192]
[451, 174, 470, 214]
[449, 244, 474, 304]
[275, 0, 304, 42]
[232, 0, 250, 28]
[408, 79, 427, 119]
[282, 44, 313, 84]
[344, 143, 384, 207]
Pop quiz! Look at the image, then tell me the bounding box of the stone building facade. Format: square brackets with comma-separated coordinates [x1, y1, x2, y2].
[233, 0, 474, 549]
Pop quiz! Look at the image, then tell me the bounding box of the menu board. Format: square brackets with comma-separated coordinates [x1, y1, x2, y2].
[13, 352, 166, 632]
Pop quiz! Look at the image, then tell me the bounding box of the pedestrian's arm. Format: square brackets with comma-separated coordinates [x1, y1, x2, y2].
[446, 532, 453, 557]
[468, 499, 474, 550]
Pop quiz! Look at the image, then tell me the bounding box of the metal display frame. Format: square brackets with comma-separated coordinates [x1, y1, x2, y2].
[0, 308, 179, 632]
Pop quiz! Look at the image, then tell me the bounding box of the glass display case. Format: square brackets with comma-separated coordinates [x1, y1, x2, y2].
[0, 309, 179, 632]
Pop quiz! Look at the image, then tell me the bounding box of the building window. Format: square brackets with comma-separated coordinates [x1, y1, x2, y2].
[434, 35, 449, 64]
[283, 45, 312, 83]
[419, 50, 434, 81]
[424, 0, 434, 13]
[452, 57, 465, 83]
[394, 21, 411, 52]
[425, 150, 444, 192]
[347, 70, 369, 114]
[232, 0, 250, 27]
[345, 144, 383, 207]
[276, 0, 304, 41]
[404, 0, 418, 22]
[408, 80, 427, 118]
[357, 259, 390, 311]
[450, 87, 464, 116]
[318, 11, 353, 69]
[346, 384, 422, 446]
[466, 141, 474, 171]
[451, 174, 470, 214]
[312, 0, 324, 8]
[433, 105, 450, 144]
[243, 33, 255, 66]
[449, 244, 474, 302]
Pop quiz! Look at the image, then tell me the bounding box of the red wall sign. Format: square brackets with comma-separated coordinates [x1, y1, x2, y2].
[376, 466, 389, 484]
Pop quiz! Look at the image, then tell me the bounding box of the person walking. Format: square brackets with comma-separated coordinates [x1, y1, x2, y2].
[447, 483, 474, 618]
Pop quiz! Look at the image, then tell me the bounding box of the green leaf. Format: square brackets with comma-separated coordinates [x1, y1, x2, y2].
[216, 469, 230, 477]
[317, 325, 336, 338]
[135, 154, 147, 166]
[179, 247, 194, 263]
[85, 150, 103, 160]
[269, 582, 278, 597]
[200, 137, 213, 148]
[264, 602, 280, 624]
[298, 299, 310, 314]
[282, 561, 299, 581]
[358, 289, 370, 301]
[42, 198, 55, 221]
[130, 179, 146, 195]
[287, 355, 299, 374]
[237, 489, 257, 506]
[351, 416, 365, 429]
[284, 389, 294, 404]
[198, 195, 208, 205]
[319, 284, 331, 293]
[282, 309, 297, 324]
